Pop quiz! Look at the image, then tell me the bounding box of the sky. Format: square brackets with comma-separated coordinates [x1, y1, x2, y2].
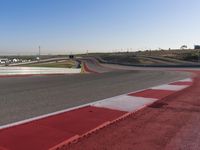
[0, 0, 200, 55]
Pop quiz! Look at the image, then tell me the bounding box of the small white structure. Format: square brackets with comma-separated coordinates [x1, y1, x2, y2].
[0, 58, 8, 64]
[36, 57, 40, 61]
[12, 59, 18, 63]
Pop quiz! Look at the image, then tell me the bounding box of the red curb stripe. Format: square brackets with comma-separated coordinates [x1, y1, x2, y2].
[49, 121, 111, 150]
[128, 89, 175, 99]
[0, 146, 7, 150]
[169, 81, 193, 86]
[0, 106, 125, 150]
[83, 63, 99, 74]
[48, 135, 80, 150]
[50, 103, 157, 150]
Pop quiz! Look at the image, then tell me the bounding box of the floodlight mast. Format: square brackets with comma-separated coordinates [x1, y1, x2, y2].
[39, 46, 41, 56]
[39, 46, 41, 57]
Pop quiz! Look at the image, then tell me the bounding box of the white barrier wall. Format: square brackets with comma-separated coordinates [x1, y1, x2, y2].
[0, 67, 81, 75]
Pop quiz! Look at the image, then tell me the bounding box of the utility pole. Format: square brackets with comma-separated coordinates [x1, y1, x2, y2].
[39, 46, 41, 57]
[38, 46, 41, 61]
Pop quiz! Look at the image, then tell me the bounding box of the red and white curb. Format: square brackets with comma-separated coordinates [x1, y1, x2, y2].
[82, 62, 99, 74]
[0, 78, 193, 150]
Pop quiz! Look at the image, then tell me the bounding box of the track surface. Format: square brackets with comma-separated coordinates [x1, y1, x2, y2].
[68, 71, 200, 150]
[0, 61, 190, 127]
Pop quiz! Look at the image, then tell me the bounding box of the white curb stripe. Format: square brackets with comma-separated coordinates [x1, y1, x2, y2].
[92, 95, 157, 112]
[151, 84, 189, 91]
[178, 78, 193, 82]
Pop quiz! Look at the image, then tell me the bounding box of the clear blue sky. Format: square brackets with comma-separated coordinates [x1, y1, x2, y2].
[0, 0, 200, 55]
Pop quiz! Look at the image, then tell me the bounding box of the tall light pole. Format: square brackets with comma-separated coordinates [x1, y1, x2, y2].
[39, 46, 41, 57]
[38, 46, 41, 61]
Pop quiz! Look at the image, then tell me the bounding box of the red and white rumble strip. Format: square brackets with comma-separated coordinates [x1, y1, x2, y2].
[0, 78, 193, 150]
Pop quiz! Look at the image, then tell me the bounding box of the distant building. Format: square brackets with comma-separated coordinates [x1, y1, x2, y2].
[0, 58, 8, 64]
[36, 57, 40, 61]
[12, 59, 18, 63]
[194, 45, 200, 49]
[69, 55, 75, 59]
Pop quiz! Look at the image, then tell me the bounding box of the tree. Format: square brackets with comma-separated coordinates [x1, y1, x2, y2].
[180, 45, 187, 49]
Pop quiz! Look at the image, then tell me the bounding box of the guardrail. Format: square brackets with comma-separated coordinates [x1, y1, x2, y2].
[96, 58, 200, 68]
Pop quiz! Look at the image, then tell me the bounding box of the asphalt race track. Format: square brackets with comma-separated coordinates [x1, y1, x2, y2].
[0, 61, 190, 127]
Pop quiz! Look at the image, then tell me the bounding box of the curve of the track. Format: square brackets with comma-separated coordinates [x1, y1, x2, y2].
[0, 58, 191, 126]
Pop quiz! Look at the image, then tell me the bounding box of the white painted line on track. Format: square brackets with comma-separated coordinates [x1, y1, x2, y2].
[0, 94, 127, 130]
[151, 84, 189, 91]
[0, 103, 90, 130]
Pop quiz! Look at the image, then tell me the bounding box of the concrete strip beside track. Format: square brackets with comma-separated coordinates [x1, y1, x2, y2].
[0, 67, 81, 75]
